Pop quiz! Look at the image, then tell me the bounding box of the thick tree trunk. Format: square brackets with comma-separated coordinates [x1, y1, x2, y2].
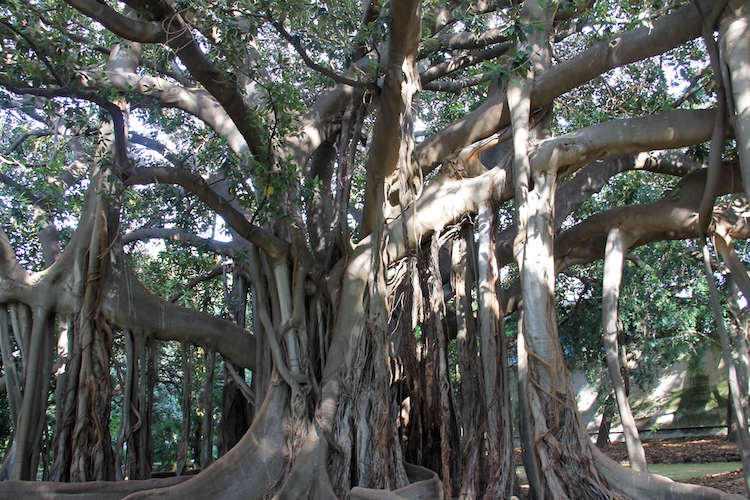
[720, 3, 750, 203]
[8, 307, 54, 481]
[451, 234, 486, 499]
[476, 202, 516, 499]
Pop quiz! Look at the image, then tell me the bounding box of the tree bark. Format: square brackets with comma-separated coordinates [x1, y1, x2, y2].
[602, 228, 647, 472]
[719, 3, 750, 203]
[476, 203, 515, 499]
[701, 242, 750, 497]
[451, 234, 486, 499]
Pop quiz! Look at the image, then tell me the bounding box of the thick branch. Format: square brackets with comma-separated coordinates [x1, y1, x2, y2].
[79, 71, 248, 156]
[103, 264, 256, 370]
[122, 227, 241, 257]
[361, 0, 423, 236]
[415, 0, 714, 175]
[126, 166, 288, 260]
[419, 43, 510, 85]
[66, 0, 269, 165]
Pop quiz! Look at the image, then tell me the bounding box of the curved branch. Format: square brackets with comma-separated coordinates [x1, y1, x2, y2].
[104, 263, 256, 370]
[66, 0, 269, 165]
[6, 129, 51, 153]
[555, 166, 745, 271]
[420, 43, 510, 85]
[122, 227, 241, 256]
[530, 108, 718, 178]
[78, 70, 248, 156]
[126, 166, 289, 260]
[63, 0, 166, 43]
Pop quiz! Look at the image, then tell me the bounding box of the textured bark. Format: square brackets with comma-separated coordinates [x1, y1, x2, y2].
[3, 0, 750, 499]
[361, 0, 423, 235]
[476, 203, 515, 499]
[451, 234, 486, 499]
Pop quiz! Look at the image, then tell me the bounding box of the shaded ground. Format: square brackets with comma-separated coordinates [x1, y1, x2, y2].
[602, 437, 745, 496]
[515, 437, 746, 497]
[599, 436, 741, 465]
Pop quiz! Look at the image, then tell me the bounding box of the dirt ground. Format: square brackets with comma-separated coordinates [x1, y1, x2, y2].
[515, 436, 746, 497]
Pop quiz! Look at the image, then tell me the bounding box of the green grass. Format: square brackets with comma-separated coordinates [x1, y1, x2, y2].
[516, 462, 742, 482]
[647, 462, 742, 481]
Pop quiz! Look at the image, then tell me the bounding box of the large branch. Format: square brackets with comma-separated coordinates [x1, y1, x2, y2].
[529, 109, 717, 177]
[555, 166, 746, 271]
[123, 227, 241, 256]
[65, 0, 269, 165]
[361, 0, 423, 235]
[384, 107, 719, 266]
[79, 70, 248, 156]
[126, 166, 289, 261]
[500, 166, 748, 316]
[103, 264, 256, 370]
[415, 0, 714, 175]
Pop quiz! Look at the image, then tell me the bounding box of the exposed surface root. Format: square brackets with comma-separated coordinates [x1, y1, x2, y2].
[593, 446, 747, 500]
[0, 476, 188, 500]
[350, 463, 443, 500]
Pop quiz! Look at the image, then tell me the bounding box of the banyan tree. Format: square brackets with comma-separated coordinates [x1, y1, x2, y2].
[0, 0, 749, 498]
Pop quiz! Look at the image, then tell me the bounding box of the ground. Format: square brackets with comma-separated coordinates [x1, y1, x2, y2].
[514, 436, 746, 497]
[603, 436, 745, 495]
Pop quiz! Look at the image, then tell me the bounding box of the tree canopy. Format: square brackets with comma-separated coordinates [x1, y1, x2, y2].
[0, 0, 749, 498]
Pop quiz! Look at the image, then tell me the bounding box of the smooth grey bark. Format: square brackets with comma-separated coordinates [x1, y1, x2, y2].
[701, 242, 750, 497]
[415, 0, 717, 175]
[361, 0, 422, 236]
[720, 5, 750, 204]
[602, 228, 647, 472]
[3, 1, 750, 500]
[122, 380, 290, 500]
